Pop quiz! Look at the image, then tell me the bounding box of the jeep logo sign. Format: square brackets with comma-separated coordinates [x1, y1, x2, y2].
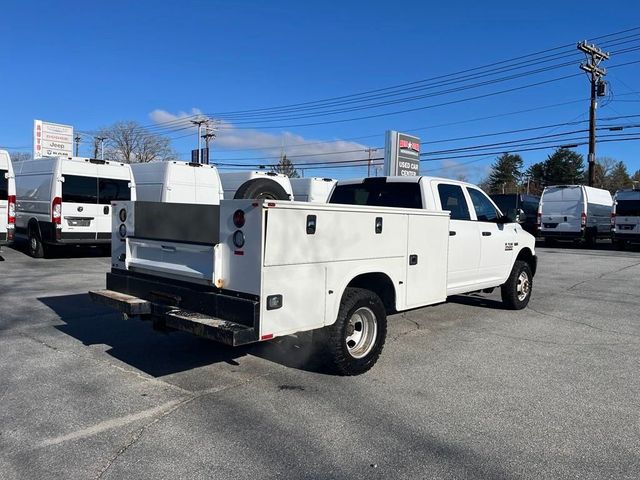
[383, 131, 421, 176]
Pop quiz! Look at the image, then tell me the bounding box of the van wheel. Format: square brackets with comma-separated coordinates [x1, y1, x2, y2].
[320, 287, 387, 376]
[585, 229, 597, 247]
[28, 227, 45, 258]
[234, 178, 290, 200]
[501, 260, 532, 310]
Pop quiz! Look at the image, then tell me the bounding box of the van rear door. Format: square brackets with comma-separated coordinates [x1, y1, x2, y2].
[61, 171, 100, 240]
[96, 176, 131, 238]
[541, 187, 583, 234]
[615, 198, 640, 235]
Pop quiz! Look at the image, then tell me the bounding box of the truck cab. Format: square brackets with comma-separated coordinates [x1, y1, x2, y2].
[328, 176, 536, 296]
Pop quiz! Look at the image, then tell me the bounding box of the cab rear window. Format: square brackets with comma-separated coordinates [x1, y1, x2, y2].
[329, 182, 423, 209]
[0, 169, 7, 200]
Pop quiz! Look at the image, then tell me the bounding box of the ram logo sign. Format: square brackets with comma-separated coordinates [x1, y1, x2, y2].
[384, 131, 421, 176]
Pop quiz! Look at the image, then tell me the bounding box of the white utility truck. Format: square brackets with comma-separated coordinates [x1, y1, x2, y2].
[90, 176, 537, 375]
[14, 156, 135, 257]
[611, 188, 640, 249]
[132, 161, 224, 205]
[538, 185, 613, 245]
[0, 150, 16, 248]
[290, 177, 337, 203]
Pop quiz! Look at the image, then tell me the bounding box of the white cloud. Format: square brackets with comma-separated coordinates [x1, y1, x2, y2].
[423, 159, 492, 182]
[148, 108, 378, 165]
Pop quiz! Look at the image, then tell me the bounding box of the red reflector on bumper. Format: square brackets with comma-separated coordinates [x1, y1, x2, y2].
[234, 250, 244, 255]
[261, 334, 273, 341]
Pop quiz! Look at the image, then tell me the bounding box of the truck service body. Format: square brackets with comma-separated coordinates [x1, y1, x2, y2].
[91, 176, 537, 375]
[0, 150, 16, 246]
[14, 156, 135, 257]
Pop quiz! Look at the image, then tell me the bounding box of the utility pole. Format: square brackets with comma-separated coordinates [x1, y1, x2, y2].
[201, 122, 218, 165]
[366, 147, 375, 177]
[191, 118, 208, 163]
[74, 134, 81, 156]
[578, 40, 609, 186]
[95, 136, 107, 160]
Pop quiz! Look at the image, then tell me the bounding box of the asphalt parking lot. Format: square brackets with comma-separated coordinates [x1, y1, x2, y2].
[1, 242, 639, 480]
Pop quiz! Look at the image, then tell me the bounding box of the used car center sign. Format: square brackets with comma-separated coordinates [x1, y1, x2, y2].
[33, 120, 74, 159]
[383, 130, 421, 176]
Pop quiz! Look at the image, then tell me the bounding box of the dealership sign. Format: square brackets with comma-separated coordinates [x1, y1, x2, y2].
[33, 120, 74, 159]
[383, 131, 421, 176]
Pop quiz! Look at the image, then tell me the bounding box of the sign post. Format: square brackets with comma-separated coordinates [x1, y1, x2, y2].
[33, 120, 74, 159]
[383, 131, 421, 176]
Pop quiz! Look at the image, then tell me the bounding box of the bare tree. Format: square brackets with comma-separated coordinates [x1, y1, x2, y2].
[95, 121, 176, 163]
[8, 151, 32, 162]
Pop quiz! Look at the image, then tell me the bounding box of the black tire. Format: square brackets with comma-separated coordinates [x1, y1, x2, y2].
[28, 225, 45, 258]
[233, 178, 290, 201]
[501, 260, 533, 310]
[320, 287, 387, 376]
[584, 228, 597, 248]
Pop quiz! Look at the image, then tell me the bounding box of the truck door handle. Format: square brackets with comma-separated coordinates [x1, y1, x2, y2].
[409, 254, 418, 265]
[104, 206, 110, 215]
[482, 231, 492, 236]
[449, 231, 456, 236]
[161, 245, 177, 252]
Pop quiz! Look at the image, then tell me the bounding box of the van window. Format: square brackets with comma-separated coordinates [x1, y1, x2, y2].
[62, 175, 98, 203]
[617, 200, 640, 216]
[0, 169, 7, 200]
[99, 178, 130, 204]
[329, 182, 423, 209]
[467, 188, 499, 222]
[437, 184, 470, 220]
[544, 187, 581, 202]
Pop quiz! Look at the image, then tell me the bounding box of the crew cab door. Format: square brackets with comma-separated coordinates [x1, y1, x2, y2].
[466, 187, 515, 284]
[434, 182, 480, 292]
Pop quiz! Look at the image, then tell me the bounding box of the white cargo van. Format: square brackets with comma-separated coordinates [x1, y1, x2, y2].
[14, 156, 135, 257]
[611, 188, 640, 249]
[0, 150, 16, 247]
[290, 177, 337, 203]
[218, 171, 293, 200]
[132, 161, 224, 204]
[538, 185, 612, 245]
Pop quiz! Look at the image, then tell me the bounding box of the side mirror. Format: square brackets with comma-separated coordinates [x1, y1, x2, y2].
[496, 215, 514, 224]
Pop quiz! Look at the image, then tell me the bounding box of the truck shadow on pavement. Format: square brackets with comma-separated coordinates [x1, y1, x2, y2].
[11, 242, 110, 259]
[38, 293, 329, 377]
[448, 294, 505, 310]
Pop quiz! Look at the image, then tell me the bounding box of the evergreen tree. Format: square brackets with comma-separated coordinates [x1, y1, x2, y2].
[488, 153, 523, 194]
[271, 154, 300, 178]
[606, 161, 631, 193]
[631, 169, 640, 184]
[544, 148, 584, 185]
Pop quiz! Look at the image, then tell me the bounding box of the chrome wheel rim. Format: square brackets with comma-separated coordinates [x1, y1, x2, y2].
[345, 307, 377, 359]
[517, 271, 530, 301]
[30, 236, 37, 252]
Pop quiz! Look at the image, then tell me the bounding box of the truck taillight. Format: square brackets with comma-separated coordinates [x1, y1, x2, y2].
[52, 197, 62, 224]
[233, 209, 245, 228]
[536, 212, 541, 226]
[610, 212, 616, 229]
[7, 195, 15, 224]
[581, 212, 587, 226]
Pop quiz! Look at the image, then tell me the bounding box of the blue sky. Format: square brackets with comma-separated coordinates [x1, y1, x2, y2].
[1, 0, 639, 181]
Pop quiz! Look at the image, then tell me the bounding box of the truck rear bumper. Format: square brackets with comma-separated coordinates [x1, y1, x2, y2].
[613, 232, 640, 242]
[90, 269, 260, 346]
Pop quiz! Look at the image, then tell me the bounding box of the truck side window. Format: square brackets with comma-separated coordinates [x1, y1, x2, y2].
[467, 188, 499, 222]
[437, 184, 470, 220]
